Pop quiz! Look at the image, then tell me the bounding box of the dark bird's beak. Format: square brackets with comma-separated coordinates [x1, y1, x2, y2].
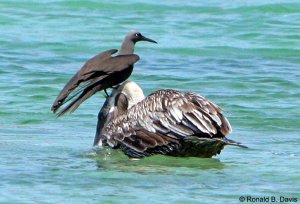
[140, 35, 157, 44]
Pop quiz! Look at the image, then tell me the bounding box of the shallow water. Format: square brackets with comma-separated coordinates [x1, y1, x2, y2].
[1, 0, 300, 203]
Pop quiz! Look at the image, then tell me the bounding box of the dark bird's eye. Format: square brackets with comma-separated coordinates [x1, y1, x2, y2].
[135, 33, 142, 37]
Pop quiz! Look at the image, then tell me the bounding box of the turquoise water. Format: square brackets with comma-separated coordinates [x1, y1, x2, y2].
[1, 0, 300, 203]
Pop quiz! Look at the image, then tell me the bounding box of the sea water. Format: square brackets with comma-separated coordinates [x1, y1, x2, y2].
[1, 1, 299, 203]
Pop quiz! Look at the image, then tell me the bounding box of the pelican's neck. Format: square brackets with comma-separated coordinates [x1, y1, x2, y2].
[118, 37, 135, 55]
[93, 91, 119, 146]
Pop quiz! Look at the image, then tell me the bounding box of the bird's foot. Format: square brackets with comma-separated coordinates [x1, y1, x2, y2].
[104, 89, 109, 97]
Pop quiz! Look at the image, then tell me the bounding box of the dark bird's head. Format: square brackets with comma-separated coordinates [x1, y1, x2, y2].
[128, 30, 157, 44]
[119, 30, 157, 55]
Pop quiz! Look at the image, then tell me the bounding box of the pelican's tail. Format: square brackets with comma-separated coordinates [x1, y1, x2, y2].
[219, 137, 248, 148]
[176, 136, 247, 158]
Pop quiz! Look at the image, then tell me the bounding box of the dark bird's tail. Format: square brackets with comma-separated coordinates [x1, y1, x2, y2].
[56, 83, 106, 117]
[51, 73, 81, 113]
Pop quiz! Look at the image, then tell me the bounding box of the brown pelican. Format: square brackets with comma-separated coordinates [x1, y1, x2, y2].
[94, 81, 246, 158]
[51, 30, 157, 116]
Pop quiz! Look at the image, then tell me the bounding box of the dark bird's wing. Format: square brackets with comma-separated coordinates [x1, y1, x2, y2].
[102, 90, 233, 158]
[51, 49, 139, 116]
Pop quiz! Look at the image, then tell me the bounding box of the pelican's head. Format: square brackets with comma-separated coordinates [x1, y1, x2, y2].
[117, 80, 145, 109]
[94, 81, 145, 146]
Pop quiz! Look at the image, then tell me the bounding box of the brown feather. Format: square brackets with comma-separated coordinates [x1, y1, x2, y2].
[51, 49, 139, 116]
[99, 87, 240, 158]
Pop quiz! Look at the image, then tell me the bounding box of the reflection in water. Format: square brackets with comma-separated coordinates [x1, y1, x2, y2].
[84, 147, 226, 174]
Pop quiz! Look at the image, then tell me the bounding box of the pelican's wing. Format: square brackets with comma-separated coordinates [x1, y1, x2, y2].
[103, 90, 232, 158]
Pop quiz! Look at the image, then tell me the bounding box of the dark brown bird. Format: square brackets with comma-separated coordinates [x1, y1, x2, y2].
[51, 30, 157, 116]
[94, 81, 247, 158]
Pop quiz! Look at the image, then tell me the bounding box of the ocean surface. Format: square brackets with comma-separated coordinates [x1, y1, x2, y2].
[1, 0, 300, 203]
